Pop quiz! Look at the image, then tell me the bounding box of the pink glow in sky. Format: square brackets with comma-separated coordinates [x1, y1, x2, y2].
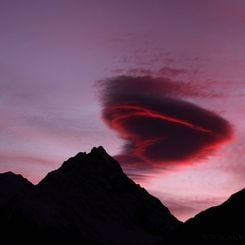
[0, 0, 245, 221]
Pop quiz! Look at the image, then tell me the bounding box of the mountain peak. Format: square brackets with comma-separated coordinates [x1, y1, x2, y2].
[0, 171, 16, 177]
[90, 145, 107, 155]
[38, 146, 123, 187]
[0, 171, 23, 179]
[0, 171, 33, 186]
[0, 171, 33, 207]
[71, 146, 108, 161]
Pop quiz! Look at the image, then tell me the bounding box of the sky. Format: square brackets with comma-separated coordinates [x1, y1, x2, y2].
[0, 0, 245, 221]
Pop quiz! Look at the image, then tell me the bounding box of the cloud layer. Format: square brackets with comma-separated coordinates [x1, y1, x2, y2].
[99, 76, 233, 169]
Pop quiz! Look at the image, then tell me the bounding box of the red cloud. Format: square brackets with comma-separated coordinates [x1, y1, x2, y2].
[99, 76, 233, 169]
[158, 66, 188, 77]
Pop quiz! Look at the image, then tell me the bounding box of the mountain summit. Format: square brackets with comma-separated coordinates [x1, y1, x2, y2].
[0, 146, 180, 245]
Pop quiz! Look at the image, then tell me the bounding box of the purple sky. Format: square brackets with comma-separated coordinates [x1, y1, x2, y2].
[0, 0, 245, 221]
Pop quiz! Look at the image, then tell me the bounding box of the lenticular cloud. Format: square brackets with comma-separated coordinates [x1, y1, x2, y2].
[99, 76, 233, 169]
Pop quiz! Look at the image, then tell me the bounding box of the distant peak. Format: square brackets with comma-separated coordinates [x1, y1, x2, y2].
[0, 171, 33, 187]
[0, 171, 16, 177]
[0, 171, 26, 180]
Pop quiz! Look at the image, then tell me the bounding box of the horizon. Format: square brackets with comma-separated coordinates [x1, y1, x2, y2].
[0, 0, 245, 222]
[1, 144, 243, 223]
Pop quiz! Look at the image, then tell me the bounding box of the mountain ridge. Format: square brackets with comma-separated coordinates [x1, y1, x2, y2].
[0, 146, 244, 245]
[0, 146, 180, 245]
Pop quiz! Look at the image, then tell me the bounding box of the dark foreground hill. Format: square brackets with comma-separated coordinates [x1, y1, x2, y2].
[162, 188, 245, 245]
[0, 146, 180, 245]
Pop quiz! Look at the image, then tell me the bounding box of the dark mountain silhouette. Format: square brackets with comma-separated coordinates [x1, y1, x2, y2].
[162, 189, 245, 245]
[0, 172, 33, 207]
[0, 146, 180, 245]
[1, 146, 244, 245]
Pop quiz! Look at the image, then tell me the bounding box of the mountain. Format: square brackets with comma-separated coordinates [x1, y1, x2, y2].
[0, 172, 33, 207]
[0, 146, 181, 245]
[163, 188, 245, 245]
